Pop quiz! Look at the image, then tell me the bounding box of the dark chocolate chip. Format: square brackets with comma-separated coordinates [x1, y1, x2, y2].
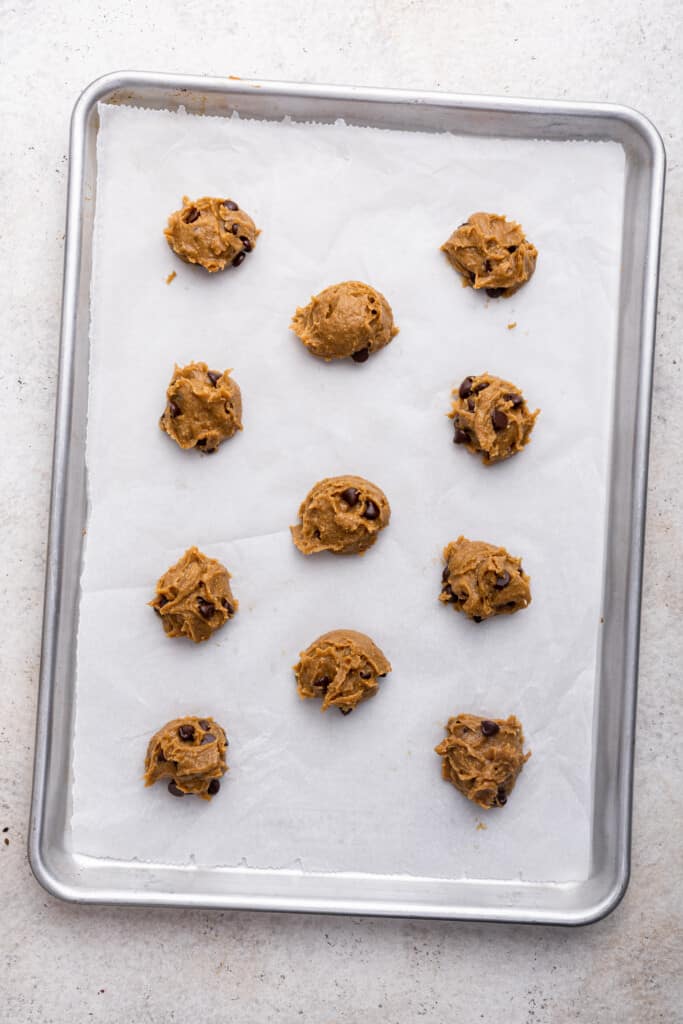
[486, 287, 505, 298]
[362, 499, 380, 520]
[473, 381, 489, 393]
[169, 400, 181, 418]
[340, 487, 361, 507]
[467, 399, 475, 411]
[168, 781, 185, 797]
[453, 428, 471, 445]
[504, 392, 523, 408]
[481, 720, 500, 737]
[495, 571, 511, 589]
[200, 733, 216, 745]
[314, 676, 331, 692]
[197, 598, 215, 619]
[507, 245, 517, 253]
[442, 566, 450, 582]
[239, 236, 252, 252]
[198, 720, 211, 731]
[204, 447, 216, 455]
[232, 251, 246, 267]
[207, 370, 222, 386]
[459, 376, 474, 399]
[351, 346, 370, 363]
[207, 779, 220, 795]
[484, 259, 492, 273]
[196, 438, 207, 447]
[231, 223, 240, 234]
[339, 708, 353, 716]
[491, 409, 509, 431]
[221, 599, 234, 615]
[184, 206, 200, 224]
[225, 200, 239, 211]
[359, 670, 372, 680]
[473, 615, 483, 623]
[178, 724, 195, 742]
[496, 786, 507, 806]
[468, 271, 476, 282]
[157, 751, 166, 762]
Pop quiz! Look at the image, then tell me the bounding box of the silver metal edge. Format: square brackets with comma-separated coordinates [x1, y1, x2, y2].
[28, 70, 666, 923]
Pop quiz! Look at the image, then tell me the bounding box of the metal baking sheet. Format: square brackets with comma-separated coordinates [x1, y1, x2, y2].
[29, 71, 664, 923]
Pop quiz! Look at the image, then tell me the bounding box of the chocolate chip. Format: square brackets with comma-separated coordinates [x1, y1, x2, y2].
[339, 708, 353, 716]
[225, 200, 239, 211]
[198, 720, 211, 731]
[168, 781, 185, 797]
[169, 400, 181, 418]
[442, 566, 450, 582]
[178, 724, 195, 742]
[359, 670, 372, 679]
[496, 786, 507, 806]
[231, 223, 240, 234]
[484, 259, 492, 273]
[473, 381, 489, 393]
[467, 399, 475, 411]
[232, 251, 246, 267]
[459, 376, 474, 399]
[314, 676, 330, 692]
[507, 245, 517, 253]
[157, 751, 166, 762]
[239, 236, 252, 252]
[453, 428, 470, 445]
[504, 392, 523, 408]
[491, 409, 508, 431]
[351, 347, 370, 363]
[197, 598, 215, 619]
[486, 287, 505, 298]
[468, 270, 476, 282]
[362, 499, 380, 520]
[495, 571, 511, 589]
[340, 487, 360, 506]
[473, 615, 483, 623]
[184, 206, 200, 224]
[196, 438, 207, 447]
[200, 733, 216, 745]
[207, 370, 222, 386]
[207, 779, 221, 795]
[221, 599, 234, 615]
[481, 720, 500, 737]
[204, 447, 216, 455]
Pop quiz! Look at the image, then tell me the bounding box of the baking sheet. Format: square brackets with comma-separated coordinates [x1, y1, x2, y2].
[72, 102, 624, 882]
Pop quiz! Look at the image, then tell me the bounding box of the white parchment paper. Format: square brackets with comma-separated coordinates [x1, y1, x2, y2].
[71, 102, 625, 882]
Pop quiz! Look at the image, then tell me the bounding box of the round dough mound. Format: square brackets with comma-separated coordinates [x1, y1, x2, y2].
[449, 372, 539, 464]
[164, 195, 259, 273]
[290, 281, 399, 361]
[441, 212, 537, 297]
[150, 546, 238, 643]
[144, 715, 228, 799]
[294, 629, 392, 714]
[159, 361, 243, 453]
[435, 713, 530, 809]
[440, 536, 531, 622]
[291, 475, 390, 555]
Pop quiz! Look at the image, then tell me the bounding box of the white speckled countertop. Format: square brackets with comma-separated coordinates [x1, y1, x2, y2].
[1, 2, 681, 1020]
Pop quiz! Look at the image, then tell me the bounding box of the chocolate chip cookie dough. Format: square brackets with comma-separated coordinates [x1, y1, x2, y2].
[159, 361, 243, 453]
[449, 372, 539, 464]
[291, 475, 390, 555]
[144, 715, 228, 799]
[164, 195, 259, 273]
[441, 212, 537, 297]
[435, 713, 530, 809]
[150, 546, 238, 642]
[290, 281, 399, 362]
[294, 629, 391, 714]
[440, 536, 531, 622]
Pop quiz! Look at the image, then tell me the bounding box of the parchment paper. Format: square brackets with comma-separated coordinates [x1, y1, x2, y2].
[72, 102, 624, 882]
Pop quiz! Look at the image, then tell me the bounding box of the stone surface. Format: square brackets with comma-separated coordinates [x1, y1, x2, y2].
[1, 1, 681, 1020]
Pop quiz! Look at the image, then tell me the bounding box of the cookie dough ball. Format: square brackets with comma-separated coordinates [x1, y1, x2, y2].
[441, 212, 537, 297]
[440, 536, 531, 622]
[435, 713, 530, 809]
[150, 546, 238, 643]
[159, 362, 243, 454]
[291, 475, 390, 555]
[449, 372, 539, 464]
[164, 195, 259, 273]
[294, 629, 391, 714]
[290, 281, 399, 362]
[144, 715, 228, 799]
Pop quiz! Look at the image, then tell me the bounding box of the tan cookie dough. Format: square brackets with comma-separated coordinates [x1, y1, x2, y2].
[144, 715, 228, 799]
[150, 546, 238, 642]
[290, 281, 399, 362]
[441, 212, 537, 297]
[294, 629, 391, 714]
[435, 713, 530, 809]
[291, 475, 390, 555]
[159, 361, 243, 454]
[440, 536, 531, 622]
[164, 195, 259, 273]
[449, 372, 539, 464]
